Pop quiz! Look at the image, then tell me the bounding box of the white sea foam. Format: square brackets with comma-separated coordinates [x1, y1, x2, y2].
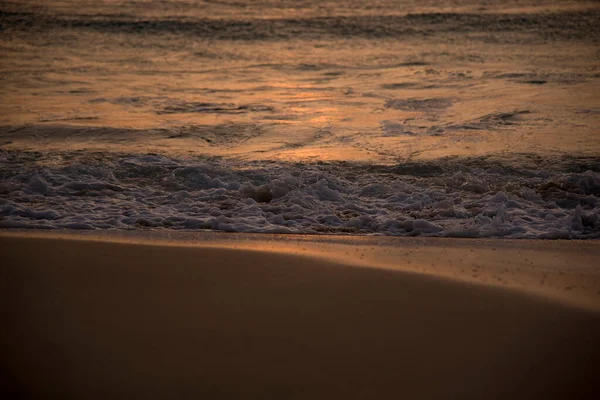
[1, 151, 598, 238]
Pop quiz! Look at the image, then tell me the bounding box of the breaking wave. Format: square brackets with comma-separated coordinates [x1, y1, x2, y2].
[1, 150, 599, 238]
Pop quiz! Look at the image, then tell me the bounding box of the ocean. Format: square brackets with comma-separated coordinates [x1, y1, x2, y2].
[1, 0, 599, 238]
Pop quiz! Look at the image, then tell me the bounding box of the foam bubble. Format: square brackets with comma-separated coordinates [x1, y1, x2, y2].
[0, 151, 599, 238]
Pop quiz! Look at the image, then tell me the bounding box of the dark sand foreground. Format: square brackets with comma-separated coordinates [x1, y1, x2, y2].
[1, 232, 599, 399]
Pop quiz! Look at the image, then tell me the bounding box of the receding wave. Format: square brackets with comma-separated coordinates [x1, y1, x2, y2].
[1, 149, 599, 238]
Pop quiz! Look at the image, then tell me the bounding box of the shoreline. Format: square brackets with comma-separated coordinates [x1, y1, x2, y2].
[2, 229, 599, 311]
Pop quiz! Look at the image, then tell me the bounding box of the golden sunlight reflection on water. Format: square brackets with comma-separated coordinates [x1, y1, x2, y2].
[1, 1, 599, 163]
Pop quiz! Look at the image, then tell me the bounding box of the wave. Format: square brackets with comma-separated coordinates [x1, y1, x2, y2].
[2, 9, 599, 42]
[1, 149, 599, 238]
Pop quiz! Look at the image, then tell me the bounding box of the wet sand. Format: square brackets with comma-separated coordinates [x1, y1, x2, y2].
[1, 231, 599, 398]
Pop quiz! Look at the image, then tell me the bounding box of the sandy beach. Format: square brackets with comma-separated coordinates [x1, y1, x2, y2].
[1, 231, 599, 398]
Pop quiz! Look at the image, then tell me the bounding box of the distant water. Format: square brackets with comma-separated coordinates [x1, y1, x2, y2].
[1, 0, 599, 237]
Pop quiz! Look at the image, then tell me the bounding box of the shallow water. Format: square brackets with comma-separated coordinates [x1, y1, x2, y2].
[1, 0, 599, 237]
